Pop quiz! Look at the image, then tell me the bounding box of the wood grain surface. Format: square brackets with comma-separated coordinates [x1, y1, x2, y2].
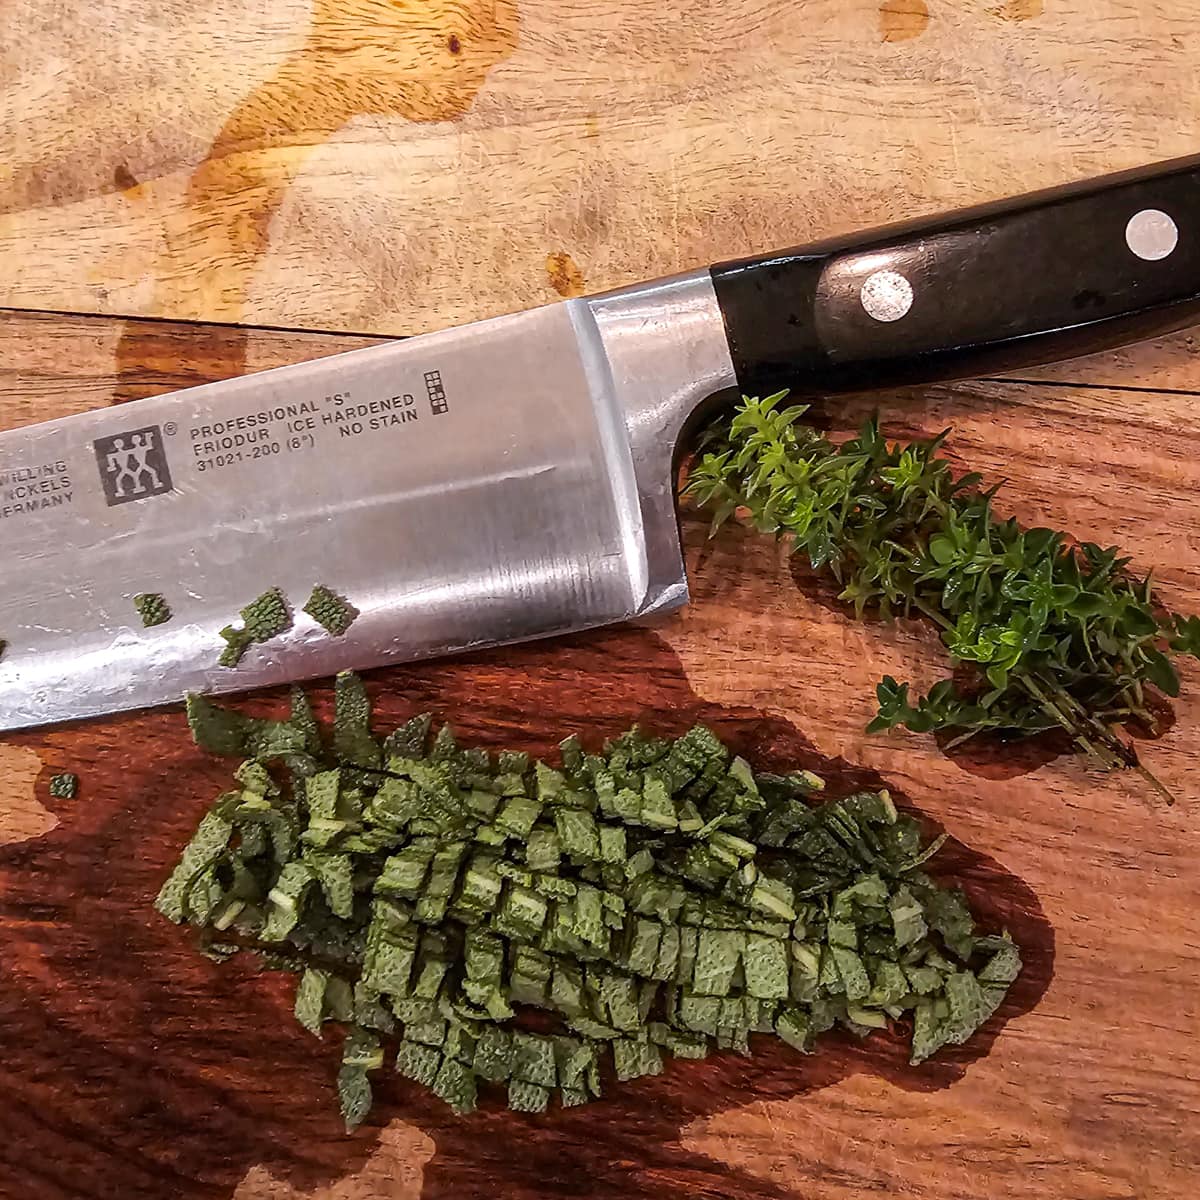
[4, 0, 1200, 344]
[4, 0, 1200, 1195]
[1, 308, 1199, 1200]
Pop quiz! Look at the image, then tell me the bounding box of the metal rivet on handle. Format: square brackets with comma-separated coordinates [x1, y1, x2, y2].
[1126, 209, 1179, 261]
[860, 270, 914, 322]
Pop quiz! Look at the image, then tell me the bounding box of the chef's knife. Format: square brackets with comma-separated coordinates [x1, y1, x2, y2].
[3, 154, 1200, 730]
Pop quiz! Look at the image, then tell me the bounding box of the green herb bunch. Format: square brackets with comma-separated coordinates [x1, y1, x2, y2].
[157, 674, 1019, 1129]
[688, 394, 1200, 778]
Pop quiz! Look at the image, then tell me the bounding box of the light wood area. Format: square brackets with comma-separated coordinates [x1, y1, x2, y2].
[3, 1, 1200, 339]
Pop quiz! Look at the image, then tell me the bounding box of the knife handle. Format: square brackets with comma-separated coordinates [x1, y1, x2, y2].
[709, 154, 1200, 396]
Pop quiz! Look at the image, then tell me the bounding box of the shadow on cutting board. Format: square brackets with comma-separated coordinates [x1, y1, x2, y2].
[0, 625, 1054, 1200]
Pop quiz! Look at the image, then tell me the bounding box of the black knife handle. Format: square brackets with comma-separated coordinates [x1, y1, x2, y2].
[710, 154, 1200, 396]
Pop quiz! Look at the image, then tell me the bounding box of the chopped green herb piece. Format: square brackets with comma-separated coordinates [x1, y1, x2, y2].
[337, 1064, 373, 1132]
[216, 587, 292, 667]
[443, 1022, 477, 1064]
[155, 809, 234, 922]
[511, 1032, 557, 1089]
[432, 1054, 478, 1114]
[831, 946, 871, 1002]
[396, 1040, 441, 1088]
[507, 1079, 551, 1113]
[133, 592, 171, 627]
[186, 695, 245, 757]
[977, 935, 1023, 986]
[524, 827, 561, 872]
[942, 970, 1003, 1045]
[218, 625, 253, 668]
[555, 808, 600, 861]
[405, 1017, 448, 1047]
[308, 853, 355, 919]
[496, 795, 541, 840]
[333, 671, 381, 768]
[613, 1037, 663, 1081]
[496, 885, 550, 943]
[262, 861, 315, 941]
[48, 772, 78, 800]
[289, 686, 323, 755]
[571, 884, 606, 946]
[910, 997, 950, 1064]
[241, 587, 291, 641]
[535, 761, 567, 802]
[303, 584, 360, 637]
[473, 1026, 512, 1082]
[693, 928, 742, 996]
[338, 1027, 383, 1132]
[922, 887, 977, 962]
[295, 967, 330, 1036]
[354, 981, 395, 1033]
[775, 1008, 811, 1053]
[905, 963, 943, 996]
[623, 918, 662, 978]
[890, 886, 927, 948]
[742, 934, 790, 1000]
[869, 959, 910, 1008]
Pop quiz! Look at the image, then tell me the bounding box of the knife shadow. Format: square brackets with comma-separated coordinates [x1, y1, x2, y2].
[0, 625, 1053, 1200]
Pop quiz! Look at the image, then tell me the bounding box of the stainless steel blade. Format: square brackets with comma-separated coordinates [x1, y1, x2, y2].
[0, 271, 736, 729]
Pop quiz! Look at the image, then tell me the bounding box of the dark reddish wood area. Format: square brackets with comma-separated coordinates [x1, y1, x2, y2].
[2, 308, 1199, 1200]
[0, 625, 1053, 1200]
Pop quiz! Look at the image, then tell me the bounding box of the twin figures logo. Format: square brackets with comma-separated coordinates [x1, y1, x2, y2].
[92, 425, 174, 506]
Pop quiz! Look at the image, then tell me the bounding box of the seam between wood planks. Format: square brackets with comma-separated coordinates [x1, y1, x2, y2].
[4, 306, 1199, 401]
[0, 305, 396, 344]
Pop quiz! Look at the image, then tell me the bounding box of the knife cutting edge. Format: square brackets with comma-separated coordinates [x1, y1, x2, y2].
[3, 154, 1200, 731]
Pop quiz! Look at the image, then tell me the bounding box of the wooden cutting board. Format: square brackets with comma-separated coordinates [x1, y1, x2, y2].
[2, 309, 1199, 1200]
[4, 1, 1200, 336]
[3, 0, 1200, 1196]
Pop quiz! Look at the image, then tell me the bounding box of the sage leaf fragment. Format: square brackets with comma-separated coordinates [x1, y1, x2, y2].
[133, 592, 172, 628]
[303, 584, 360, 637]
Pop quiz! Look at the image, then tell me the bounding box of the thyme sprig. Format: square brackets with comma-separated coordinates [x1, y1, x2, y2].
[688, 394, 1199, 784]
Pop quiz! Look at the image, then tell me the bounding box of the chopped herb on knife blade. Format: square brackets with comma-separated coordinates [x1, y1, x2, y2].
[158, 674, 1020, 1130]
[218, 587, 293, 668]
[240, 587, 291, 642]
[688, 394, 1200, 794]
[304, 584, 360, 637]
[133, 592, 172, 628]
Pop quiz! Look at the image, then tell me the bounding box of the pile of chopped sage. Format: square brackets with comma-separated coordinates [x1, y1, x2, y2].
[157, 674, 1020, 1129]
[689, 394, 1200, 782]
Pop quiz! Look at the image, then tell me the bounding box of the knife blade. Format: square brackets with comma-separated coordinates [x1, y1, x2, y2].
[4, 153, 1200, 730]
